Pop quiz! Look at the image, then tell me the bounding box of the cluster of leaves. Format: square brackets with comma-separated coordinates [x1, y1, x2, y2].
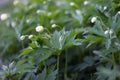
[0, 0, 120, 80]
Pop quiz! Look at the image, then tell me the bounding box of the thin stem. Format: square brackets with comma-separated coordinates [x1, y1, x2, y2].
[64, 49, 68, 80]
[119, 52, 120, 63]
[112, 52, 116, 79]
[112, 53, 116, 66]
[57, 55, 60, 80]
[21, 41, 24, 49]
[98, 17, 106, 27]
[44, 28, 51, 34]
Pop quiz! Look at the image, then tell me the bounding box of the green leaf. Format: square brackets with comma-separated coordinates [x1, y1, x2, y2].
[105, 39, 111, 50]
[19, 48, 33, 57]
[46, 69, 58, 80]
[16, 60, 34, 74]
[37, 68, 46, 80]
[30, 48, 53, 63]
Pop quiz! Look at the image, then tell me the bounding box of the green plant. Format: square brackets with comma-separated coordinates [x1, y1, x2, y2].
[0, 0, 120, 80]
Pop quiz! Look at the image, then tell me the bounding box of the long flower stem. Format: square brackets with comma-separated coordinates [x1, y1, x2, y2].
[112, 52, 116, 78]
[57, 55, 60, 80]
[64, 49, 68, 80]
[21, 41, 24, 49]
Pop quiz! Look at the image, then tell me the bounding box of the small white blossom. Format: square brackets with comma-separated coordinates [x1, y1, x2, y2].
[51, 24, 57, 28]
[28, 35, 33, 39]
[59, 36, 63, 42]
[103, 6, 107, 10]
[109, 29, 113, 34]
[118, 11, 120, 15]
[20, 35, 25, 40]
[35, 26, 44, 32]
[70, 2, 75, 6]
[9, 62, 15, 69]
[0, 13, 8, 21]
[36, 10, 42, 14]
[11, 21, 16, 28]
[2, 65, 8, 71]
[13, 0, 19, 5]
[59, 35, 63, 49]
[91, 17, 97, 23]
[104, 29, 113, 35]
[83, 1, 89, 5]
[104, 30, 109, 34]
[26, 19, 30, 23]
[75, 10, 81, 15]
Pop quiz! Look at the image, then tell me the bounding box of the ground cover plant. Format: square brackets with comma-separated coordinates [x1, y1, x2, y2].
[0, 0, 120, 80]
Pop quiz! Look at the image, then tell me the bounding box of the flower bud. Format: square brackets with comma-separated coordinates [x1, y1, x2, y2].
[104, 30, 109, 34]
[118, 11, 120, 15]
[20, 35, 25, 40]
[9, 61, 15, 69]
[51, 24, 57, 28]
[28, 35, 33, 39]
[0, 13, 8, 21]
[35, 26, 44, 32]
[91, 17, 97, 23]
[2, 65, 8, 71]
[83, 1, 89, 5]
[70, 2, 75, 6]
[103, 6, 107, 10]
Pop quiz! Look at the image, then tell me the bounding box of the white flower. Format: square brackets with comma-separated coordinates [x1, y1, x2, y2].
[2, 65, 8, 71]
[59, 35, 63, 49]
[11, 21, 16, 28]
[104, 29, 113, 35]
[91, 17, 97, 23]
[118, 11, 120, 15]
[20, 35, 25, 40]
[28, 35, 33, 39]
[70, 2, 75, 6]
[104, 30, 109, 34]
[103, 6, 107, 10]
[83, 1, 89, 5]
[51, 24, 57, 28]
[9, 62, 15, 69]
[59, 36, 63, 43]
[109, 29, 113, 34]
[36, 10, 42, 14]
[26, 19, 30, 23]
[0, 13, 8, 21]
[35, 26, 44, 32]
[13, 0, 19, 6]
[75, 10, 81, 15]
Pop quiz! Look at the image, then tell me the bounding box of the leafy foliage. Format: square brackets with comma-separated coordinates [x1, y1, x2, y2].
[0, 0, 120, 80]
